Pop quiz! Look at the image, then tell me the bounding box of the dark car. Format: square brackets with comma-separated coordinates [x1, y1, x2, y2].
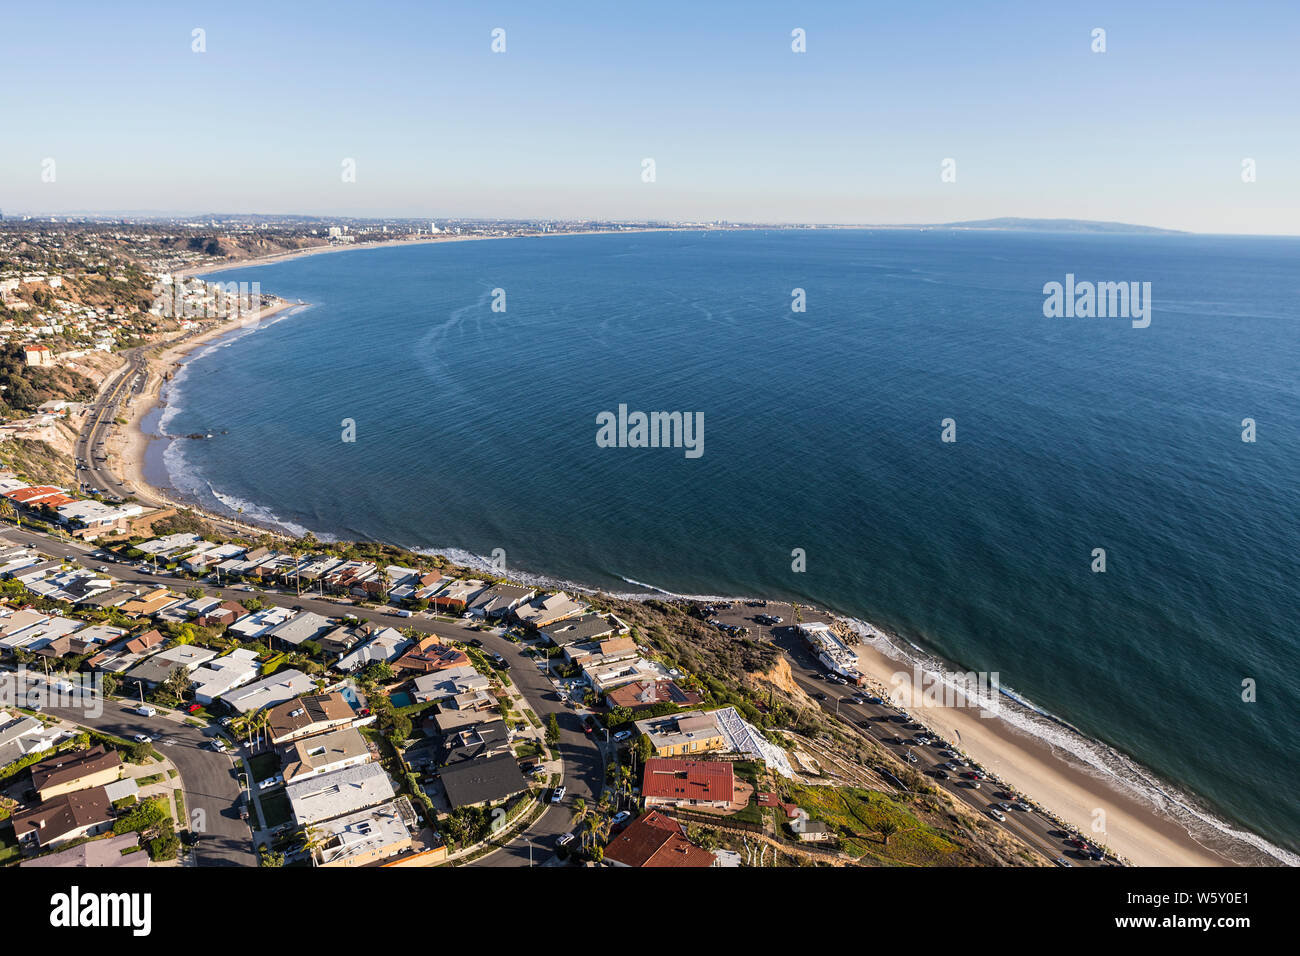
[934, 769, 949, 780]
[813, 692, 828, 701]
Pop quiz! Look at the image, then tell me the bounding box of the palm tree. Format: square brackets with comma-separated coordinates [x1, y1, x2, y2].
[876, 820, 899, 846]
[570, 798, 592, 851]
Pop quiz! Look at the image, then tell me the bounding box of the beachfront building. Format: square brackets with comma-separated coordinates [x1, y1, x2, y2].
[797, 621, 864, 684]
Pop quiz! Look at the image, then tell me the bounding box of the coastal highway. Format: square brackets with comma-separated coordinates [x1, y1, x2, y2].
[707, 601, 1114, 867]
[74, 327, 264, 542]
[75, 342, 150, 502]
[0, 526, 602, 866]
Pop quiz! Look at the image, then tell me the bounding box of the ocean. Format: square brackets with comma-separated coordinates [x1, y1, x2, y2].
[161, 229, 1299, 859]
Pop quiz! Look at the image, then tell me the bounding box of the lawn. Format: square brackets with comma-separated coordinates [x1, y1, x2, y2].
[247, 752, 281, 781]
[785, 784, 959, 865]
[259, 789, 293, 829]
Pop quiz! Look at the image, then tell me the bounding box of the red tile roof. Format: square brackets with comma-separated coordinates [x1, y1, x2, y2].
[602, 810, 715, 868]
[642, 758, 734, 804]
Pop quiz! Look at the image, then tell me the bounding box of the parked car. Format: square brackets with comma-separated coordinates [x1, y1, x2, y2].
[613, 729, 632, 742]
[611, 810, 632, 827]
[258, 775, 283, 791]
[134, 705, 157, 718]
[551, 785, 566, 803]
[187, 703, 202, 713]
[133, 733, 150, 744]
[556, 832, 575, 848]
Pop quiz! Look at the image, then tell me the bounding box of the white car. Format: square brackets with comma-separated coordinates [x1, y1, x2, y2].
[613, 729, 632, 741]
[611, 811, 632, 826]
[134, 705, 157, 718]
[258, 775, 283, 790]
[133, 733, 150, 744]
[556, 832, 575, 848]
[550, 785, 566, 804]
[986, 808, 1007, 822]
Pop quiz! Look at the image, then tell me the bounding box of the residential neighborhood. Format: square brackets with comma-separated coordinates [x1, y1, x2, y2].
[0, 460, 1100, 873]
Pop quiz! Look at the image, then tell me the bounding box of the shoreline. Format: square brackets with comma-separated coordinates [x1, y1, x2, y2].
[107, 298, 305, 534]
[173, 227, 708, 280]
[842, 633, 1278, 868]
[118, 236, 1292, 869]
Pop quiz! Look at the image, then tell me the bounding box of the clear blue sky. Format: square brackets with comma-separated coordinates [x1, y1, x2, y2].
[2, 0, 1297, 232]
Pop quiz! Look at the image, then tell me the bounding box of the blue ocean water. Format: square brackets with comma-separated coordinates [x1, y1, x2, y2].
[172, 230, 1299, 857]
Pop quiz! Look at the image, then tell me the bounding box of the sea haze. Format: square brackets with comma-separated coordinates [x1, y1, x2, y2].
[173, 229, 1300, 855]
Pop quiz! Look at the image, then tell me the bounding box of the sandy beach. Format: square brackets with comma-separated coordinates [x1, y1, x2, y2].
[106, 298, 303, 529]
[844, 636, 1265, 867]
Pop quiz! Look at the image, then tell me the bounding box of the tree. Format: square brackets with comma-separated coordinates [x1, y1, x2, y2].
[185, 586, 204, 600]
[634, 734, 653, 763]
[876, 820, 899, 846]
[258, 847, 284, 867]
[545, 713, 560, 746]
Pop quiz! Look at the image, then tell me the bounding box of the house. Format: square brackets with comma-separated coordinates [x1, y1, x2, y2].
[432, 707, 498, 736]
[795, 819, 834, 842]
[120, 588, 180, 618]
[20, 831, 148, 868]
[442, 718, 512, 765]
[123, 628, 166, 655]
[316, 623, 367, 659]
[264, 611, 333, 649]
[220, 668, 314, 714]
[0, 711, 63, 768]
[135, 533, 202, 557]
[313, 799, 417, 868]
[411, 665, 491, 706]
[10, 786, 113, 850]
[604, 679, 703, 712]
[29, 746, 123, 801]
[540, 613, 625, 648]
[564, 634, 638, 666]
[227, 605, 296, 641]
[513, 591, 586, 629]
[0, 613, 84, 652]
[467, 583, 536, 619]
[393, 637, 470, 675]
[634, 710, 728, 758]
[123, 644, 217, 687]
[335, 627, 410, 673]
[642, 758, 734, 809]
[438, 751, 528, 809]
[602, 810, 716, 868]
[189, 649, 261, 705]
[195, 600, 246, 628]
[286, 762, 396, 827]
[585, 658, 663, 695]
[153, 595, 222, 624]
[429, 578, 485, 614]
[280, 726, 371, 783]
[267, 691, 354, 744]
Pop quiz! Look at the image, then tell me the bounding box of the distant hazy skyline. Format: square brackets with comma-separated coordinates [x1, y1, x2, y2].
[3, 1, 1297, 234]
